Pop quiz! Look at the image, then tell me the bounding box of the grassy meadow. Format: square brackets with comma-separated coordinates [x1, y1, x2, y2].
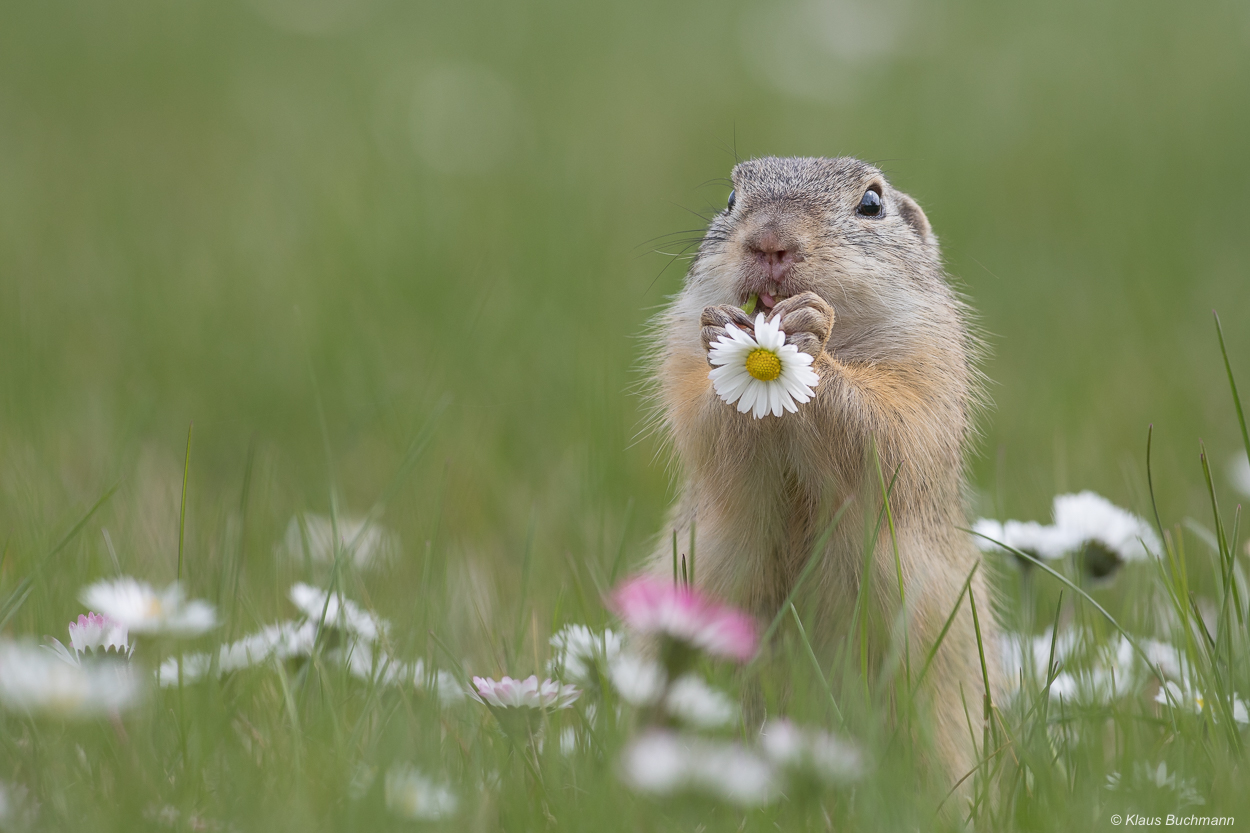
[1, 0, 1249, 829]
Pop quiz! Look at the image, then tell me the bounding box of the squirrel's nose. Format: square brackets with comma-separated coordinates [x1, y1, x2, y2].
[748, 230, 799, 283]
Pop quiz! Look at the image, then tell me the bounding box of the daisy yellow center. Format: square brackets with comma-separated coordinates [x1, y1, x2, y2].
[745, 348, 782, 381]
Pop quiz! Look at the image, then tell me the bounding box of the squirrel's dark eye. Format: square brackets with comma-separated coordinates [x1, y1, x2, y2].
[726, 190, 736, 212]
[857, 188, 882, 217]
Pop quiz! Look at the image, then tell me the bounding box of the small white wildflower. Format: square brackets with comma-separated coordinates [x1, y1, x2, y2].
[559, 725, 579, 756]
[472, 675, 578, 710]
[547, 624, 622, 686]
[219, 619, 318, 672]
[1001, 630, 1145, 704]
[999, 629, 1083, 689]
[760, 719, 863, 784]
[664, 675, 738, 729]
[1052, 491, 1161, 563]
[1156, 680, 1249, 724]
[289, 582, 388, 643]
[0, 639, 143, 717]
[80, 578, 217, 638]
[1141, 638, 1185, 681]
[708, 313, 819, 419]
[607, 651, 667, 705]
[155, 653, 213, 688]
[384, 764, 458, 821]
[280, 513, 398, 570]
[606, 652, 735, 727]
[341, 647, 464, 703]
[620, 730, 781, 807]
[1107, 761, 1204, 809]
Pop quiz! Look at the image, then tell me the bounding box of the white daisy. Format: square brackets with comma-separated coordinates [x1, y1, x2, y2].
[662, 675, 738, 729]
[1156, 680, 1250, 724]
[0, 639, 144, 717]
[760, 719, 864, 784]
[342, 647, 465, 704]
[619, 730, 781, 807]
[1052, 491, 1161, 563]
[155, 653, 213, 688]
[1001, 629, 1144, 704]
[279, 513, 397, 570]
[289, 582, 389, 643]
[219, 620, 319, 672]
[708, 313, 819, 419]
[605, 651, 737, 728]
[607, 651, 667, 705]
[384, 764, 458, 821]
[80, 578, 217, 638]
[547, 624, 622, 686]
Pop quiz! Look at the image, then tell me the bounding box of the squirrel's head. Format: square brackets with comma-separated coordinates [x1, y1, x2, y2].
[686, 156, 947, 360]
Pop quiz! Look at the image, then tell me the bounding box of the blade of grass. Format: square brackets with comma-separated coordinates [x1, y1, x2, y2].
[607, 497, 634, 585]
[0, 481, 120, 627]
[1214, 311, 1250, 464]
[1200, 442, 1243, 626]
[873, 444, 910, 694]
[788, 602, 843, 722]
[177, 422, 193, 582]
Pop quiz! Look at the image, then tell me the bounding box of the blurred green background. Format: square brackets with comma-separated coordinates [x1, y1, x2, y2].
[1, 0, 1248, 615]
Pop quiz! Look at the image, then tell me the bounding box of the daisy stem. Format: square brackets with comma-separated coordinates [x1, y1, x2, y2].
[177, 422, 193, 583]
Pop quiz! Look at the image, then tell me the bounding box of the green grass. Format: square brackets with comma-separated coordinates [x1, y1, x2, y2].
[1, 0, 1249, 828]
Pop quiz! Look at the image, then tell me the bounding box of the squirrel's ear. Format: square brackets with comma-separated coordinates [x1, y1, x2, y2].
[893, 190, 936, 247]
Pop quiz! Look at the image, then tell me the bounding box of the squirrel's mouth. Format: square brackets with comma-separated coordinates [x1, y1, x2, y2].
[739, 284, 791, 316]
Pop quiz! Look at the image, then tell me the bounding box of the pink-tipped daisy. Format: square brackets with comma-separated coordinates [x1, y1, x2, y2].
[68, 612, 131, 658]
[471, 675, 579, 710]
[608, 575, 758, 663]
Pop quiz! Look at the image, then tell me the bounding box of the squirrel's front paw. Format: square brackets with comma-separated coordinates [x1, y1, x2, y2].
[700, 305, 754, 366]
[768, 292, 835, 360]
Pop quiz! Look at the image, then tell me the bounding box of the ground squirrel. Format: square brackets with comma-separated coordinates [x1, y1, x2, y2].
[648, 156, 1001, 784]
